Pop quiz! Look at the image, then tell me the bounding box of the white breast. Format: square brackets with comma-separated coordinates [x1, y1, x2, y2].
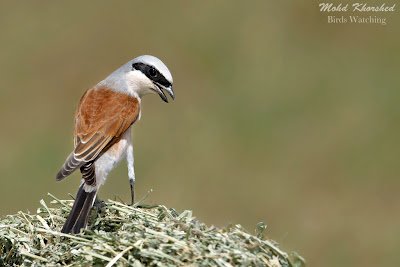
[83, 128, 132, 192]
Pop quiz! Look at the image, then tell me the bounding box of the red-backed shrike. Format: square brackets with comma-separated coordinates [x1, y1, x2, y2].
[56, 55, 174, 234]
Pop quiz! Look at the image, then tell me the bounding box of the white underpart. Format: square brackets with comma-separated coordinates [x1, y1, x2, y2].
[83, 128, 132, 192]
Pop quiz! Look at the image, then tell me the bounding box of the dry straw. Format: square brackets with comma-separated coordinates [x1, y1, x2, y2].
[0, 193, 305, 266]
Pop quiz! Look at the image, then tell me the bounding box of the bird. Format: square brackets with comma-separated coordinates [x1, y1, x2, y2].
[56, 55, 174, 234]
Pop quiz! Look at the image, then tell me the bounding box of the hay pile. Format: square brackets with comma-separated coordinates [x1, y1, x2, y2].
[0, 194, 305, 266]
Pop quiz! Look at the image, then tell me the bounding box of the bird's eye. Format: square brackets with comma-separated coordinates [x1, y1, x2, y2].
[148, 67, 158, 78]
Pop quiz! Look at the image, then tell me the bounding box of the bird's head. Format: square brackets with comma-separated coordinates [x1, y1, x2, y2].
[115, 55, 174, 102]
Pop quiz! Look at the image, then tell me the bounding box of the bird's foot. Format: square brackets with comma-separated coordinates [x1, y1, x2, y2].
[93, 198, 106, 210]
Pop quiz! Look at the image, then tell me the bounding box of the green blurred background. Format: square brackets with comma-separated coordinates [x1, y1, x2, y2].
[0, 1, 399, 266]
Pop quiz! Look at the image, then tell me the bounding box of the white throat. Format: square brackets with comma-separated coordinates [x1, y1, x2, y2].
[96, 69, 153, 99]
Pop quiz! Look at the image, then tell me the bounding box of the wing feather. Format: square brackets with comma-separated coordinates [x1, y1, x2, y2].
[56, 87, 140, 180]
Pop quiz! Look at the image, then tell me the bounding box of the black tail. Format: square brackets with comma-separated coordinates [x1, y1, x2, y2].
[61, 183, 97, 234]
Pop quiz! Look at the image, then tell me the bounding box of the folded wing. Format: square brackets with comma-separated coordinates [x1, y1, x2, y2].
[56, 87, 140, 181]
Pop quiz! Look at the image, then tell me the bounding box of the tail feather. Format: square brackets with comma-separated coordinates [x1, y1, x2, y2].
[61, 184, 97, 234]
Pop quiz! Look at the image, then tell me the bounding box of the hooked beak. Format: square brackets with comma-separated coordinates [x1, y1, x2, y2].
[154, 83, 175, 103]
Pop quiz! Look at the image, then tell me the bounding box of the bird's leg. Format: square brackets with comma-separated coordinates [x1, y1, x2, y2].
[129, 179, 135, 206]
[127, 142, 136, 205]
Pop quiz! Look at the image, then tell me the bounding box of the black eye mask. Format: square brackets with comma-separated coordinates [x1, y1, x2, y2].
[132, 63, 172, 88]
